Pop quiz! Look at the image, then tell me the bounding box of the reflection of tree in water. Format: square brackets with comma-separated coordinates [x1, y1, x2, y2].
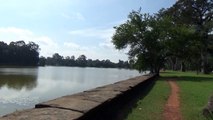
[0, 75, 37, 91]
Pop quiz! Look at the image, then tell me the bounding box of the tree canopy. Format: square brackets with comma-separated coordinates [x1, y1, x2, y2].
[164, 0, 213, 73]
[112, 0, 213, 74]
[112, 12, 168, 73]
[0, 41, 40, 66]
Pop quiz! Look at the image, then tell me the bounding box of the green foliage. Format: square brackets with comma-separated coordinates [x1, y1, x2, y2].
[38, 56, 46, 66]
[163, 0, 213, 73]
[76, 55, 87, 67]
[0, 41, 40, 66]
[112, 0, 213, 74]
[112, 11, 170, 73]
[42, 53, 131, 69]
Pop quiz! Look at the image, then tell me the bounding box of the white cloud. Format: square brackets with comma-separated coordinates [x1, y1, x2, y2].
[64, 42, 79, 48]
[61, 12, 85, 21]
[69, 27, 116, 49]
[75, 13, 85, 21]
[0, 27, 58, 57]
[68, 21, 128, 51]
[67, 27, 129, 62]
[69, 27, 114, 39]
[0, 27, 33, 36]
[0, 27, 128, 62]
[99, 42, 111, 48]
[63, 42, 88, 51]
[99, 42, 114, 49]
[61, 13, 72, 19]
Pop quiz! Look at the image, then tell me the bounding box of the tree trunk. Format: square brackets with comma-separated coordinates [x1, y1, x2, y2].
[201, 51, 208, 74]
[181, 61, 186, 72]
[174, 57, 179, 71]
[200, 31, 210, 74]
[170, 57, 177, 71]
[154, 66, 160, 76]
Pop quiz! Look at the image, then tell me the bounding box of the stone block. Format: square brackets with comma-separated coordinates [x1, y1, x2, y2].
[36, 95, 100, 113]
[0, 108, 82, 120]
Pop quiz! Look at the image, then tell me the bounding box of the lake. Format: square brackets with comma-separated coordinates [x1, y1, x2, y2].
[0, 66, 142, 116]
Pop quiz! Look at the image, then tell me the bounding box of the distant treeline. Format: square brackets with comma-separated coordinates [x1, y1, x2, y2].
[0, 41, 39, 66]
[0, 41, 130, 68]
[39, 53, 131, 69]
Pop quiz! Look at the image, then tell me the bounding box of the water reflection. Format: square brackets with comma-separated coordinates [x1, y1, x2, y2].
[0, 67, 141, 116]
[0, 75, 37, 90]
[0, 68, 38, 91]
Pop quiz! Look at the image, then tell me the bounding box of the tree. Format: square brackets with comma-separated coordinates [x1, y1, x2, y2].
[164, 21, 196, 72]
[0, 41, 40, 66]
[42, 54, 130, 69]
[76, 55, 87, 67]
[52, 53, 63, 66]
[26, 41, 40, 66]
[38, 56, 46, 66]
[163, 0, 213, 73]
[0, 42, 8, 64]
[112, 11, 168, 74]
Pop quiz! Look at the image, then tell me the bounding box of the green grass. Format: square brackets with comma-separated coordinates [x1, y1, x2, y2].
[126, 71, 213, 120]
[125, 78, 170, 120]
[161, 71, 213, 120]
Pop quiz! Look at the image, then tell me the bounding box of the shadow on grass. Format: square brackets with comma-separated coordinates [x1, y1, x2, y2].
[159, 72, 213, 82]
[114, 78, 157, 120]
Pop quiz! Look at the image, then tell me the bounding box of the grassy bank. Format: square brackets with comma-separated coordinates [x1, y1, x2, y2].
[125, 78, 170, 120]
[126, 71, 213, 120]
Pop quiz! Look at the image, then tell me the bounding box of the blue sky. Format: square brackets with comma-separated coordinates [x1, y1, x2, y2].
[0, 0, 176, 62]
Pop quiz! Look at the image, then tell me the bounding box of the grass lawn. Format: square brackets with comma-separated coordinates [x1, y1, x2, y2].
[161, 71, 213, 120]
[125, 78, 170, 120]
[126, 71, 213, 120]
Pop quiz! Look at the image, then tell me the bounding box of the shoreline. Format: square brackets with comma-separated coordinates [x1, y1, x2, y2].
[0, 74, 156, 120]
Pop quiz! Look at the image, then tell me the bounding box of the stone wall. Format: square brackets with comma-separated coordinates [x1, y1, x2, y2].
[203, 95, 213, 119]
[0, 74, 157, 120]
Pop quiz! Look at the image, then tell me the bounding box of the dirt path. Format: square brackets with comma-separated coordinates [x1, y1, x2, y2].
[163, 80, 182, 120]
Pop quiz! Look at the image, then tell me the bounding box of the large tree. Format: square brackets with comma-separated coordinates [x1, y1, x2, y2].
[112, 11, 170, 74]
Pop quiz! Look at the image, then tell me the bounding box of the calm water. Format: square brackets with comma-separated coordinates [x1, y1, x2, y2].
[0, 66, 141, 116]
